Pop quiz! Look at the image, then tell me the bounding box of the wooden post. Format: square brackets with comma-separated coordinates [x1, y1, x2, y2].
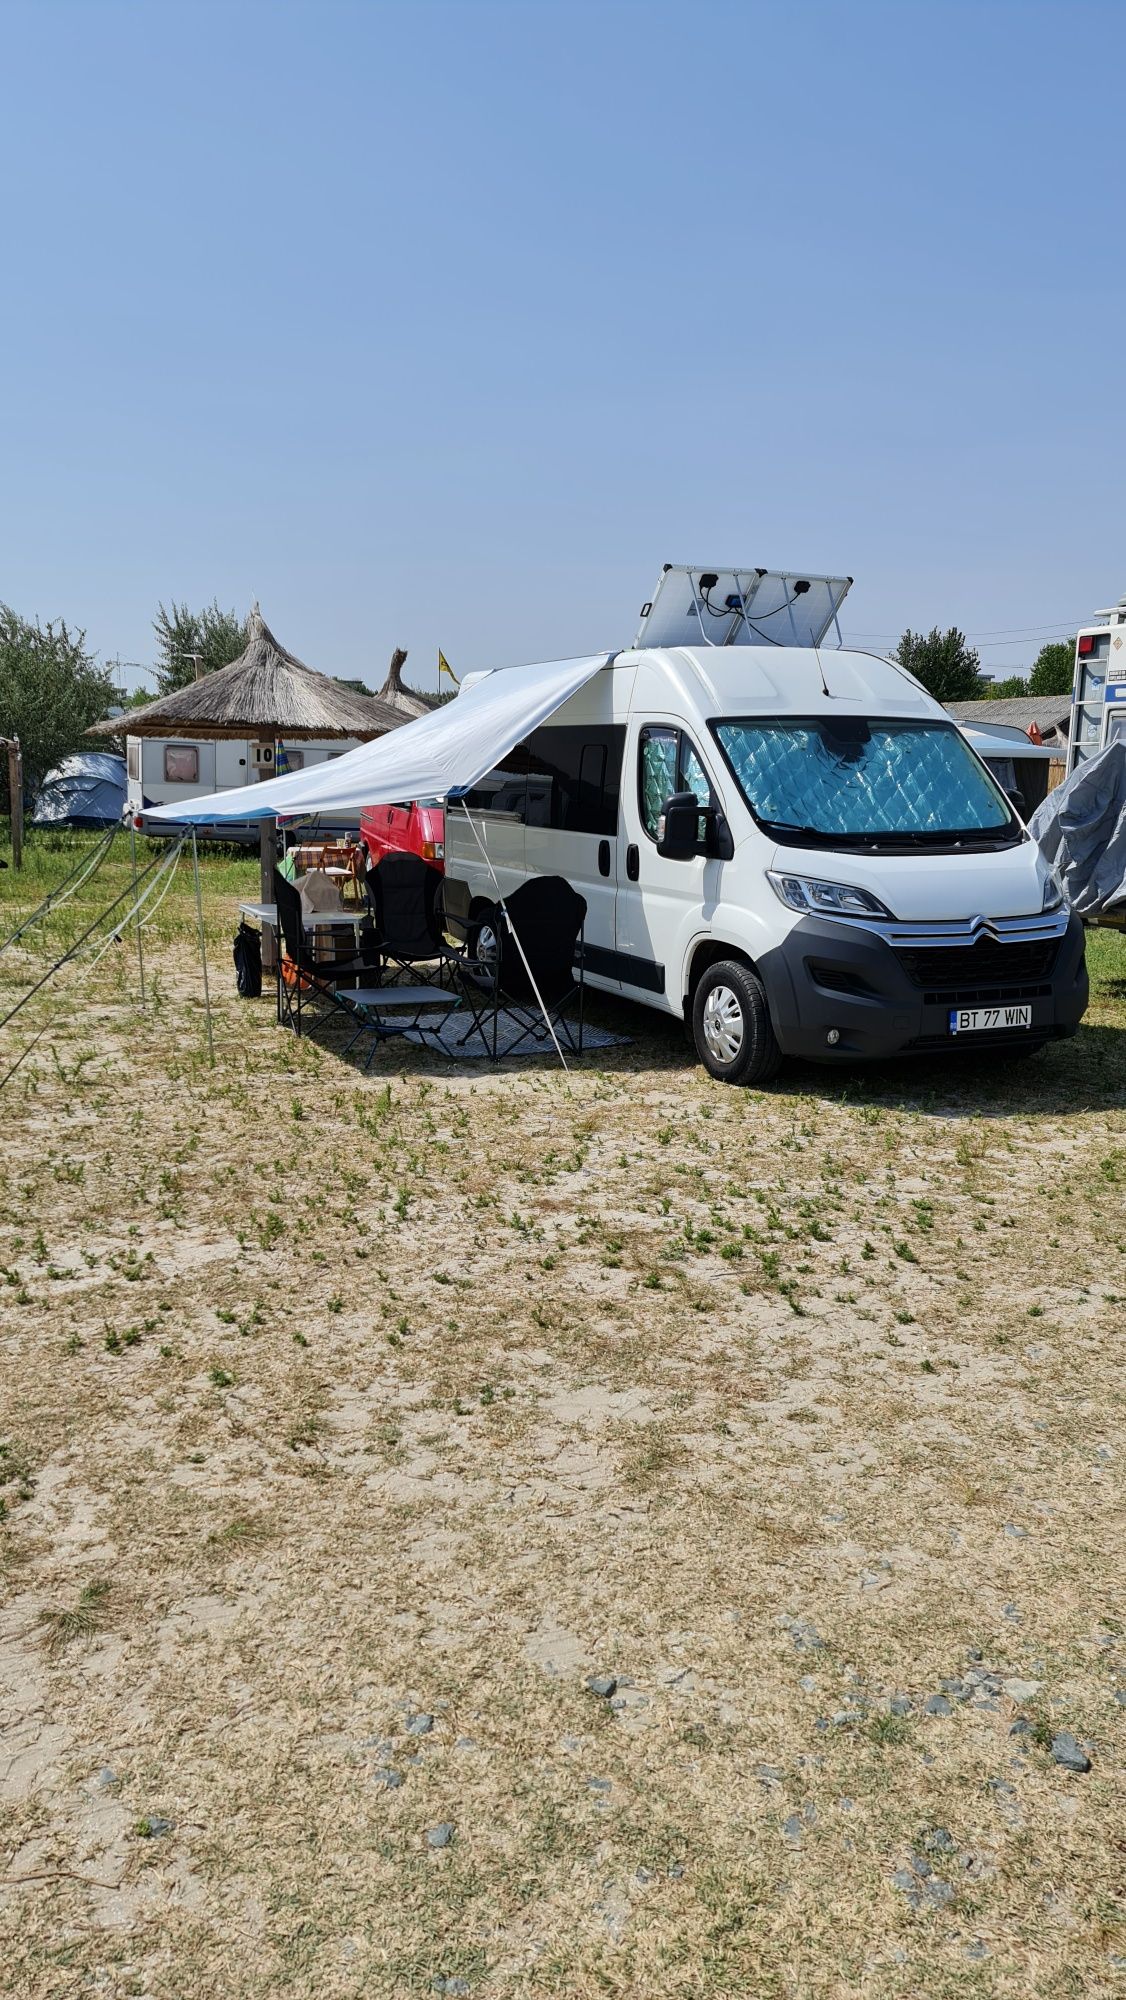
[259, 816, 278, 975]
[6, 739, 23, 870]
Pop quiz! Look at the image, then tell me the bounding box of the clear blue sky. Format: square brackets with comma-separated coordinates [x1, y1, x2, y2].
[1, 0, 1123, 694]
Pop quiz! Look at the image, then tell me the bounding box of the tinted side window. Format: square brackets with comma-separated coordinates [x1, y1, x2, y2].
[522, 726, 624, 835]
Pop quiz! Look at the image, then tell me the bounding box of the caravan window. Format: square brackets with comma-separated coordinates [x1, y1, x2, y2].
[127, 741, 140, 782]
[164, 745, 199, 784]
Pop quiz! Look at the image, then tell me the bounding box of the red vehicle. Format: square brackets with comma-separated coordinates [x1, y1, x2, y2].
[360, 798, 445, 871]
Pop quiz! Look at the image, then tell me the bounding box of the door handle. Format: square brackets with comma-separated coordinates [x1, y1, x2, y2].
[597, 839, 611, 878]
[626, 843, 639, 882]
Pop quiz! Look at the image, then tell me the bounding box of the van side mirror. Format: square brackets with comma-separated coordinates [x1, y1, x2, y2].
[657, 791, 703, 860]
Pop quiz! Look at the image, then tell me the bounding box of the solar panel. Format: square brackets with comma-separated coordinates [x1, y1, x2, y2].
[634, 565, 853, 650]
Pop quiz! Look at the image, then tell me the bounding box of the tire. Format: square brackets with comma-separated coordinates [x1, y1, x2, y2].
[691, 959, 783, 1086]
[466, 903, 501, 965]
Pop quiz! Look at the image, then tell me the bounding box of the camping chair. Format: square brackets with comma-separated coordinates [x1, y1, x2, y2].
[362, 852, 467, 989]
[459, 875, 586, 1060]
[273, 869, 377, 1039]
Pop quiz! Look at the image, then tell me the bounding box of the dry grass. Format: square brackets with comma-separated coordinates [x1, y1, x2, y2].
[0, 837, 1123, 1997]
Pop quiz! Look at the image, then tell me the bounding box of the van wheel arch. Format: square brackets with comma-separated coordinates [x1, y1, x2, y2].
[685, 940, 760, 1016]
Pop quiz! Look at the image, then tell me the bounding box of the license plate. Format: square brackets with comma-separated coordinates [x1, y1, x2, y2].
[949, 1004, 1033, 1034]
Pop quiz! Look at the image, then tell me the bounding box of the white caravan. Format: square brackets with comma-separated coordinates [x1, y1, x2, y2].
[126, 733, 361, 841]
[1066, 590, 1126, 775]
[445, 565, 1088, 1084]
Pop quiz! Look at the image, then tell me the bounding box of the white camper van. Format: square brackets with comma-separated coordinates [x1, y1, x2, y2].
[445, 566, 1088, 1084]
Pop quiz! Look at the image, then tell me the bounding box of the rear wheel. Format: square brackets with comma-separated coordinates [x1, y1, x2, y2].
[466, 903, 501, 965]
[691, 959, 782, 1086]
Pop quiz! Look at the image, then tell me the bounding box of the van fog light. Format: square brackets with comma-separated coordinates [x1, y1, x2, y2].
[826, 1028, 841, 1046]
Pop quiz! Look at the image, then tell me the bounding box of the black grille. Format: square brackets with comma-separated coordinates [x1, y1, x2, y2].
[906, 1029, 1048, 1053]
[895, 936, 1059, 994]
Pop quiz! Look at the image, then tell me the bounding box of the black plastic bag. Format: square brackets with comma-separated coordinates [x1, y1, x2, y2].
[233, 920, 262, 999]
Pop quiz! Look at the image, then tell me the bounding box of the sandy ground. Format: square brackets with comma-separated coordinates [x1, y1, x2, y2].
[0, 900, 1123, 1998]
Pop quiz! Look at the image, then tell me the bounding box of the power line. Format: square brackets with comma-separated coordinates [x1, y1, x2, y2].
[843, 619, 1082, 642]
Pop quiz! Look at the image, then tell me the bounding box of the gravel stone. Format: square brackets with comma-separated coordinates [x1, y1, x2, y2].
[924, 1694, 953, 1718]
[798, 1674, 818, 1693]
[1050, 1731, 1091, 1773]
[783, 1813, 804, 1842]
[587, 1777, 612, 1795]
[1003, 1523, 1027, 1539]
[1008, 1718, 1034, 1739]
[407, 1713, 434, 1736]
[137, 1815, 172, 1837]
[889, 1695, 913, 1716]
[426, 1822, 455, 1849]
[789, 1619, 825, 1653]
[923, 1878, 955, 1907]
[374, 1767, 404, 1790]
[920, 1827, 955, 1854]
[585, 1674, 617, 1699]
[1113, 1688, 1126, 1708]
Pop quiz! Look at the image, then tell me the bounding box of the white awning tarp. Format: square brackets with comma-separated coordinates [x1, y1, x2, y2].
[144, 654, 612, 824]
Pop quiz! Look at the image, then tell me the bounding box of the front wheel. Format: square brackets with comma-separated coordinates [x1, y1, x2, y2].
[691, 960, 782, 1086]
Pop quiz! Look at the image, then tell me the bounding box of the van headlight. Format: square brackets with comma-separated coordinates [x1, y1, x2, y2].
[1041, 870, 1064, 912]
[767, 872, 895, 920]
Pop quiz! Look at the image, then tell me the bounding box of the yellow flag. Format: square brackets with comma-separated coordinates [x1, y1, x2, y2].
[438, 648, 459, 685]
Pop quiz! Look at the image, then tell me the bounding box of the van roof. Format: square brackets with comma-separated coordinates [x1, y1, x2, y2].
[627, 645, 942, 723]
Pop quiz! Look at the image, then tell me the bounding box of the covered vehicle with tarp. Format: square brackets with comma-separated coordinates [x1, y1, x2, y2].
[1029, 739, 1126, 924]
[31, 752, 126, 829]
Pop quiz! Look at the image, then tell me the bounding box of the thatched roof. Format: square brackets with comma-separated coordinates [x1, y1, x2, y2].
[88, 606, 405, 742]
[379, 647, 438, 719]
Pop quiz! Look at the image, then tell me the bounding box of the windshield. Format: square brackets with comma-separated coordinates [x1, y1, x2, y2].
[712, 717, 1018, 848]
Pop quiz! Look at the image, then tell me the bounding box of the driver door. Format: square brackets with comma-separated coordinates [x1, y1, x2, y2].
[615, 722, 722, 1008]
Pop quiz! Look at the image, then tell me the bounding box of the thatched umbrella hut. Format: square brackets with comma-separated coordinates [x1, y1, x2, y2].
[90, 606, 409, 967]
[89, 604, 404, 745]
[377, 648, 438, 721]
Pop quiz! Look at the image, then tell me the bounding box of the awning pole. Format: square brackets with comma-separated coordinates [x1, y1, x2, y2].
[456, 801, 569, 1071]
[129, 821, 146, 1007]
[191, 829, 215, 1067]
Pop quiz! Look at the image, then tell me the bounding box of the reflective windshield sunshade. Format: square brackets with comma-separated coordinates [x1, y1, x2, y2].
[714, 719, 1012, 840]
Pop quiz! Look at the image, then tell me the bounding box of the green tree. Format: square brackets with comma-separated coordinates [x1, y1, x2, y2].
[988, 674, 1030, 698]
[0, 604, 120, 808]
[1028, 639, 1075, 699]
[153, 600, 247, 695]
[895, 627, 985, 703]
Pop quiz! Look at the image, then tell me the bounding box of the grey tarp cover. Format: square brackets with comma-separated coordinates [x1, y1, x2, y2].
[1028, 740, 1126, 919]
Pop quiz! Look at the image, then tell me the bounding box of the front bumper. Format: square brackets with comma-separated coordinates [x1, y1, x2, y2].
[758, 910, 1088, 1063]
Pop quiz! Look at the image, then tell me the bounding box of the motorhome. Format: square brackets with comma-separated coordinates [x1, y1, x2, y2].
[1066, 591, 1126, 775]
[126, 733, 361, 841]
[444, 565, 1088, 1084]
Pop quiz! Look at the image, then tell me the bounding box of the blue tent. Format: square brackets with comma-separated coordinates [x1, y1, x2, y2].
[31, 752, 126, 830]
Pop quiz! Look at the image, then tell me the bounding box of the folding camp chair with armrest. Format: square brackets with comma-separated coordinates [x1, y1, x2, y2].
[361, 852, 469, 989]
[458, 875, 586, 1059]
[273, 869, 377, 1039]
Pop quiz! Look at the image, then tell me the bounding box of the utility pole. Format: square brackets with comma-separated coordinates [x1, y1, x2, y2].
[2, 738, 23, 870]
